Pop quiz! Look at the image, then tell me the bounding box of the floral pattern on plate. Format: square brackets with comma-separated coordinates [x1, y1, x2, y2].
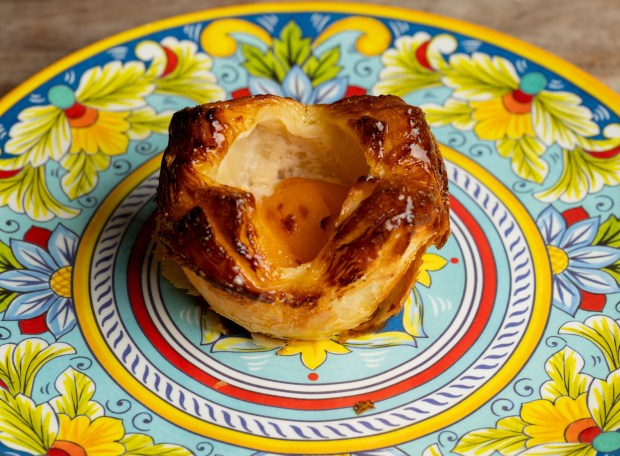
[0, 4, 618, 455]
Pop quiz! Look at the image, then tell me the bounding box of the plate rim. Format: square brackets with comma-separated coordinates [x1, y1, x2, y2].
[0, 1, 618, 117]
[0, 2, 616, 454]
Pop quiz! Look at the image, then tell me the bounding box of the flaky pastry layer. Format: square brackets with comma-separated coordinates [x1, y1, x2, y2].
[155, 94, 450, 340]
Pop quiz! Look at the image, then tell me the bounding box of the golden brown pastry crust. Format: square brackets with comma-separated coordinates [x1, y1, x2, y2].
[155, 94, 450, 340]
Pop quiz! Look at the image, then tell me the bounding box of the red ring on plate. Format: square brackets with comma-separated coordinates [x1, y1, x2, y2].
[128, 194, 496, 410]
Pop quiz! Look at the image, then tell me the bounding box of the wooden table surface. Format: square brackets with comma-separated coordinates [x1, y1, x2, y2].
[1, 0, 618, 99]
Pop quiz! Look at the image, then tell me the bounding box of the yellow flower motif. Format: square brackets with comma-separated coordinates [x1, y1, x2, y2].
[442, 52, 520, 99]
[0, 61, 154, 219]
[417, 253, 448, 288]
[522, 394, 592, 447]
[2, 63, 145, 168]
[470, 95, 536, 141]
[3, 105, 70, 169]
[420, 52, 600, 188]
[373, 32, 456, 96]
[137, 36, 226, 103]
[535, 127, 620, 203]
[561, 317, 620, 373]
[50, 414, 125, 456]
[69, 110, 130, 156]
[0, 37, 226, 221]
[454, 317, 620, 455]
[278, 339, 350, 370]
[0, 340, 192, 456]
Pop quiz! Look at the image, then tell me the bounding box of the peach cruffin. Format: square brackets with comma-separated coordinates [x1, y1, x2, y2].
[155, 94, 450, 341]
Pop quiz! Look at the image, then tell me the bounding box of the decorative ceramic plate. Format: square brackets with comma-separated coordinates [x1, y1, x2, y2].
[0, 3, 619, 455]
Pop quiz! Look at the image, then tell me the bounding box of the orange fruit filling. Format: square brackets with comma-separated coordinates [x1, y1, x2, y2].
[258, 177, 349, 267]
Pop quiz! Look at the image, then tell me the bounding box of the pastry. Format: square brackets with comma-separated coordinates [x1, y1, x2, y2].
[155, 94, 450, 340]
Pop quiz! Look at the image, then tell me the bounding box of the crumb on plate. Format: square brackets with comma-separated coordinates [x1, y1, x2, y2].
[353, 399, 375, 415]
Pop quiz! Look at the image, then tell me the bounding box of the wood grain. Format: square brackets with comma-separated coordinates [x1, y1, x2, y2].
[0, 0, 618, 99]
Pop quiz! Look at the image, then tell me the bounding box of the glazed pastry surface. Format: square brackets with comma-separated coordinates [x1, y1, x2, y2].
[155, 94, 450, 340]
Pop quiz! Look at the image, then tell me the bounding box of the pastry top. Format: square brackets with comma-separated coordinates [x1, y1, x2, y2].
[155, 94, 450, 338]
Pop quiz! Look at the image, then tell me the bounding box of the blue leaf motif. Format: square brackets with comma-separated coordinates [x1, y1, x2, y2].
[10, 240, 57, 274]
[560, 217, 600, 250]
[0, 269, 50, 292]
[566, 267, 620, 294]
[551, 275, 581, 316]
[569, 245, 620, 269]
[536, 206, 565, 246]
[4, 289, 57, 320]
[46, 296, 75, 338]
[282, 66, 313, 104]
[312, 76, 347, 104]
[48, 224, 78, 267]
[248, 76, 284, 97]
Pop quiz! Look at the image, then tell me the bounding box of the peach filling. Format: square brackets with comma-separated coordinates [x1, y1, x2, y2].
[258, 177, 349, 267]
[216, 117, 369, 269]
